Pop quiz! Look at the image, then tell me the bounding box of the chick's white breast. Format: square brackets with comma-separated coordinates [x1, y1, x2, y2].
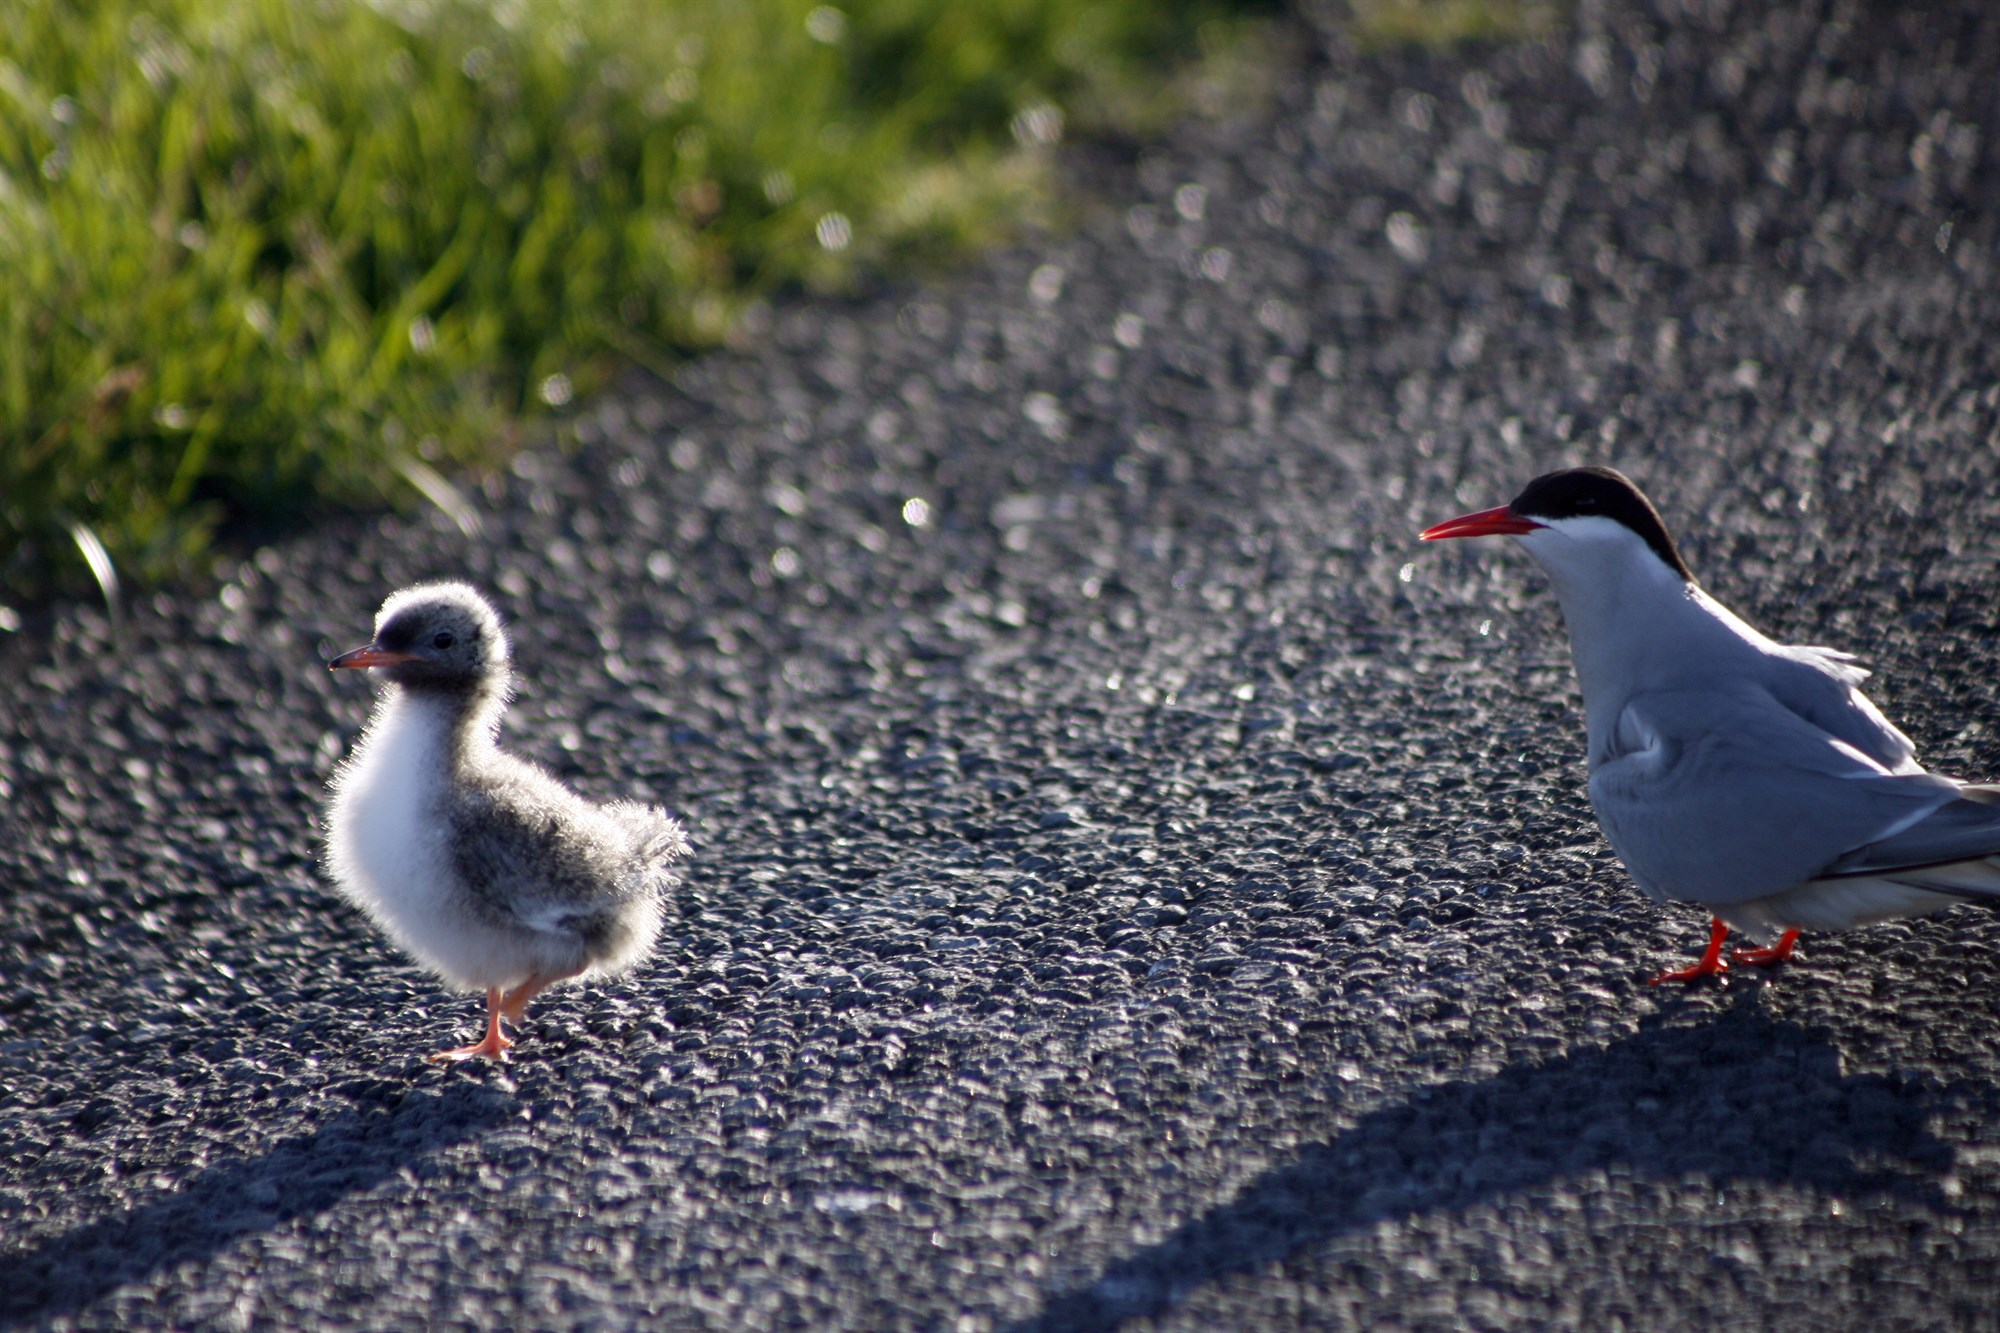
[327, 695, 455, 936]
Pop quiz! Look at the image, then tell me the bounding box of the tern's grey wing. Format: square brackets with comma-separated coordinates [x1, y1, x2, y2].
[1763, 644, 1922, 775]
[1825, 784, 2000, 877]
[1588, 683, 1958, 906]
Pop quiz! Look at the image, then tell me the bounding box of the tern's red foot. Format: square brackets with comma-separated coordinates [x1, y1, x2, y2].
[1648, 917, 1732, 986]
[1730, 929, 1800, 969]
[430, 987, 513, 1062]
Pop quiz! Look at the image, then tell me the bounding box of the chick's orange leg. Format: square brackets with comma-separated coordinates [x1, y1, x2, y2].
[431, 987, 513, 1061]
[498, 967, 585, 1030]
[1731, 929, 1800, 968]
[1648, 916, 1731, 985]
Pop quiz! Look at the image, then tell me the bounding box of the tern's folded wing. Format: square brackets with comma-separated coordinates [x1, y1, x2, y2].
[1766, 644, 1923, 775]
[1824, 789, 2000, 877]
[1587, 685, 1959, 906]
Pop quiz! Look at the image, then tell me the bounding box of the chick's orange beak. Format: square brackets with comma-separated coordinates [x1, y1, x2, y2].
[329, 644, 420, 670]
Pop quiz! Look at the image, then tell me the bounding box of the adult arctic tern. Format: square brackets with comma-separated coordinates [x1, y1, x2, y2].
[1421, 466, 2000, 983]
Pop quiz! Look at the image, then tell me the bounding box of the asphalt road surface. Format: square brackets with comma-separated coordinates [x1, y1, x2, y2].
[7, 1, 2000, 1328]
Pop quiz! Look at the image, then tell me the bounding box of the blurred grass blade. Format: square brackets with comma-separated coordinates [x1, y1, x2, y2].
[394, 454, 484, 541]
[65, 519, 123, 636]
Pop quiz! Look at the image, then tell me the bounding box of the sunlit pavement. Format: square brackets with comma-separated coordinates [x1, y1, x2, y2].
[6, 4, 2000, 1328]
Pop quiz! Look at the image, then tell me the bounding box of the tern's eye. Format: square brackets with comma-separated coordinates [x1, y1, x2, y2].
[432, 630, 455, 649]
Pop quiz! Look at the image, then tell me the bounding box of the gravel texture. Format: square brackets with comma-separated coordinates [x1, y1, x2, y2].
[7, 1, 2000, 1328]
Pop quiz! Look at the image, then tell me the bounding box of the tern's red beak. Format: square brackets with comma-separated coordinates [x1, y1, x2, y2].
[1418, 504, 1546, 541]
[329, 644, 421, 670]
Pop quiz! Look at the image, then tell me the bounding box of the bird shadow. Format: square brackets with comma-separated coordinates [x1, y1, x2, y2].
[0, 1081, 514, 1325]
[1016, 989, 1989, 1331]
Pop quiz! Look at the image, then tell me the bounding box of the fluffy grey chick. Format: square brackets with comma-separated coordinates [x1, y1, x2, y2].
[325, 582, 688, 1061]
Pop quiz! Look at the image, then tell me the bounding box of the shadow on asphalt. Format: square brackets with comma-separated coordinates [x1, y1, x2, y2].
[1019, 988, 1987, 1331]
[0, 1083, 514, 1325]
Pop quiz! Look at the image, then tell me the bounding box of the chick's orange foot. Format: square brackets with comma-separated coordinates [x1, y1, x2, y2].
[430, 987, 514, 1062]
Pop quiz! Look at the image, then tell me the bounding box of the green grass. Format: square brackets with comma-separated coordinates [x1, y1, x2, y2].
[2, 1, 1560, 596]
[0, 0, 1267, 594]
[1347, 0, 1559, 49]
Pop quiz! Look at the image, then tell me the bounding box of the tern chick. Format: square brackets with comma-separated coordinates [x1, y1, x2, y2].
[325, 582, 688, 1059]
[1423, 466, 2000, 983]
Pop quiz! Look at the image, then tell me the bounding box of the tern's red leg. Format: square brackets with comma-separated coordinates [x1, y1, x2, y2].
[1731, 929, 1800, 968]
[431, 987, 513, 1062]
[1648, 917, 1731, 985]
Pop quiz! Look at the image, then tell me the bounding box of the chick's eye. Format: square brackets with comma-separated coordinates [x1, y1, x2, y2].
[432, 631, 455, 649]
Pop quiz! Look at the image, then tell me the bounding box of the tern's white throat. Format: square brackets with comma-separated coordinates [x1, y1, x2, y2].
[1512, 514, 1774, 763]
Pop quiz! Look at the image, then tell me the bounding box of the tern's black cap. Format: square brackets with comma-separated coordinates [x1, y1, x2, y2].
[1510, 467, 1693, 580]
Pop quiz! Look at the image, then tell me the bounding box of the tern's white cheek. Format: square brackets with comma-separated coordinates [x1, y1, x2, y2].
[1513, 516, 1687, 611]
